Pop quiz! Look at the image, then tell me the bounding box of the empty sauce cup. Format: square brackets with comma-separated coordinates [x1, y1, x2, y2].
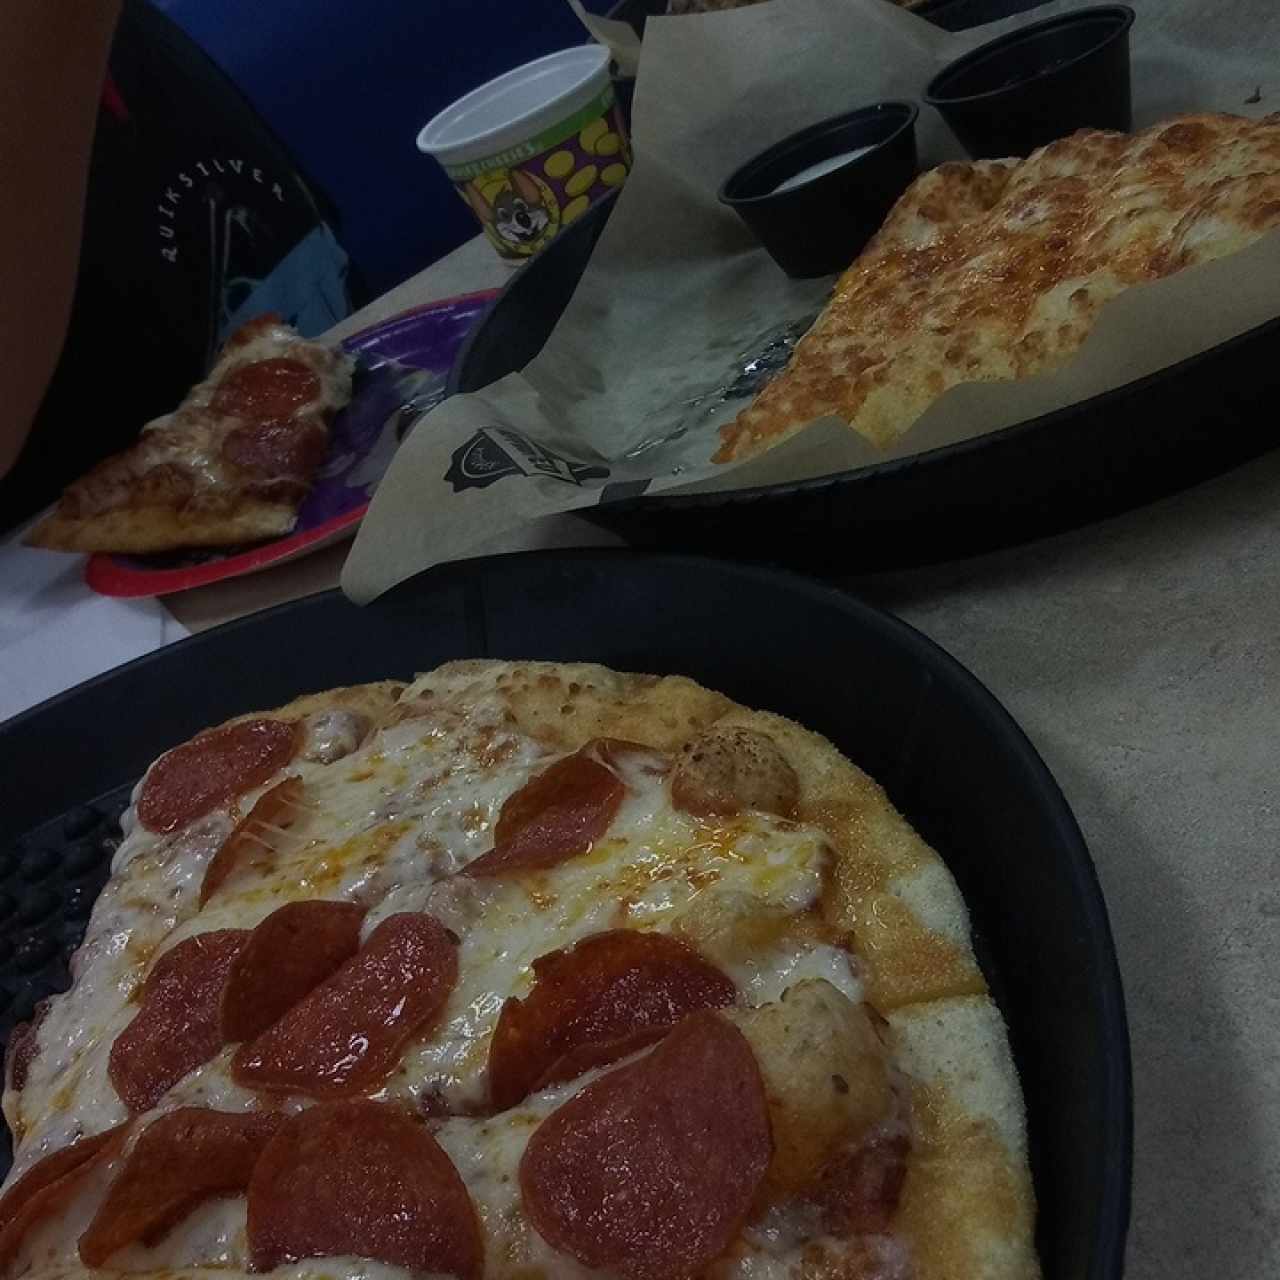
[417, 46, 632, 263]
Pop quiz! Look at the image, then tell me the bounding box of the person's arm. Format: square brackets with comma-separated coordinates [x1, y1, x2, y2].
[0, 0, 123, 478]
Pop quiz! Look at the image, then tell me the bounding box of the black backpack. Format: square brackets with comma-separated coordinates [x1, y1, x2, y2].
[2, 0, 359, 533]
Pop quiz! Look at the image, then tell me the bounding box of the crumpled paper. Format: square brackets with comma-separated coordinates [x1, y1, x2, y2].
[344, 0, 1280, 603]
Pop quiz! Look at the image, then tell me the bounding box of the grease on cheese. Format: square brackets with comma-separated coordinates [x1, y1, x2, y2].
[4, 695, 545, 1176]
[2, 682, 879, 1280]
[383, 757, 850, 1112]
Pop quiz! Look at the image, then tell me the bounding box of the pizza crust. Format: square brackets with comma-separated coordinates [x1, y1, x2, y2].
[26, 503, 297, 554]
[401, 659, 735, 751]
[403, 661, 984, 1008]
[889, 996, 1039, 1280]
[233, 682, 409, 734]
[701, 705, 985, 1010]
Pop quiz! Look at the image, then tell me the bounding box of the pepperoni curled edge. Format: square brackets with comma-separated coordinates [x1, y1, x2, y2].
[465, 742, 627, 877]
[79, 1108, 284, 1266]
[137, 718, 301, 835]
[488, 930, 736, 1110]
[232, 913, 457, 1099]
[109, 930, 249, 1112]
[200, 776, 306, 906]
[247, 1100, 482, 1278]
[520, 1011, 772, 1280]
[220, 900, 365, 1043]
[0, 1125, 130, 1268]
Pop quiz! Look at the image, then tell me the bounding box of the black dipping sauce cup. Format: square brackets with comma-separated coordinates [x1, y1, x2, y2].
[925, 5, 1135, 160]
[719, 101, 919, 279]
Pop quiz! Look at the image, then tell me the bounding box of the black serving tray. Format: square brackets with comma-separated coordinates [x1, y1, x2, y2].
[0, 552, 1130, 1280]
[607, 0, 1048, 36]
[450, 157, 1280, 575]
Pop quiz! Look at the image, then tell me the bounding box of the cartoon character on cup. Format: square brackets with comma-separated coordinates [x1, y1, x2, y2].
[464, 169, 561, 258]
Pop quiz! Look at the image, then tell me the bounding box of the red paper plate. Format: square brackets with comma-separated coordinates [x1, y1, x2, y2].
[85, 290, 497, 598]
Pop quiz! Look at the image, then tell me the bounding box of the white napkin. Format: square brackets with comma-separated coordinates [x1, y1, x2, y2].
[0, 523, 188, 724]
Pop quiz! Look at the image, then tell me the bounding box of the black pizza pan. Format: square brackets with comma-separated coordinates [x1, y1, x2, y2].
[449, 175, 1280, 575]
[0, 552, 1130, 1280]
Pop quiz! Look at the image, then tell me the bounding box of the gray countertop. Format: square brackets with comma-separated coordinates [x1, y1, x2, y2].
[860, 449, 1280, 1279]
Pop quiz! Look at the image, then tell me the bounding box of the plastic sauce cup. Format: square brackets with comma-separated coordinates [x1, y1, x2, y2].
[416, 45, 632, 264]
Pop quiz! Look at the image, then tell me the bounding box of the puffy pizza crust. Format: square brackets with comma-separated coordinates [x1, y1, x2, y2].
[889, 996, 1039, 1280]
[224, 682, 409, 734]
[400, 659, 735, 751]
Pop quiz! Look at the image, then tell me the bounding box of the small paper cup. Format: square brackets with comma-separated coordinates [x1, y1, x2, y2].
[417, 45, 632, 264]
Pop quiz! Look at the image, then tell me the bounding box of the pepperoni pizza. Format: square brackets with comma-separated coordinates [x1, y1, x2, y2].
[26, 315, 352, 555]
[0, 662, 1041, 1280]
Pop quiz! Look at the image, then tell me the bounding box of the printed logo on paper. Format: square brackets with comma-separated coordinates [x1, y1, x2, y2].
[445, 428, 610, 492]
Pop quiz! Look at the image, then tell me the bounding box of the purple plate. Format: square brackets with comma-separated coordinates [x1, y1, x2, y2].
[87, 289, 497, 598]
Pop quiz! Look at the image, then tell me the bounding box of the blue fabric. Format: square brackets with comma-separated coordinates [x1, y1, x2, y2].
[155, 0, 608, 296]
[218, 223, 351, 343]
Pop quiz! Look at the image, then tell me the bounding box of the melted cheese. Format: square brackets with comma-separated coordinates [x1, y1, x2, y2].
[720, 111, 1280, 461]
[432, 1011, 907, 1280]
[381, 762, 846, 1113]
[2, 681, 885, 1280]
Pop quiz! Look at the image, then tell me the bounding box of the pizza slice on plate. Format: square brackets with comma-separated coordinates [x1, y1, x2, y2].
[0, 662, 1040, 1280]
[27, 314, 353, 555]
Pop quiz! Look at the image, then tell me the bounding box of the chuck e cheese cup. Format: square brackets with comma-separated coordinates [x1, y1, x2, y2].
[417, 45, 631, 263]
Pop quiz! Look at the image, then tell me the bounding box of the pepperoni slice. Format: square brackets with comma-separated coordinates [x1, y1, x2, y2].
[210, 358, 321, 422]
[812, 1132, 910, 1236]
[0, 1125, 130, 1267]
[520, 1011, 772, 1279]
[221, 418, 328, 479]
[221, 900, 365, 1043]
[465, 743, 625, 877]
[246, 1100, 481, 1277]
[488, 930, 736, 1109]
[79, 1108, 284, 1266]
[138, 718, 300, 835]
[109, 930, 249, 1112]
[232, 913, 457, 1099]
[200, 776, 305, 906]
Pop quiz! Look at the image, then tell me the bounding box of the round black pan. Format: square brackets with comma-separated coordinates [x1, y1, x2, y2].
[0, 552, 1129, 1279]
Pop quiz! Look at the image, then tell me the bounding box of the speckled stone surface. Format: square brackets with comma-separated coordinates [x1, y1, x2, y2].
[854, 448, 1280, 1280]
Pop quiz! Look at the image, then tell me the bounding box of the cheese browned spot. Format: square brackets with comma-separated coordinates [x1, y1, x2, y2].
[728, 980, 892, 1201]
[672, 727, 800, 819]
